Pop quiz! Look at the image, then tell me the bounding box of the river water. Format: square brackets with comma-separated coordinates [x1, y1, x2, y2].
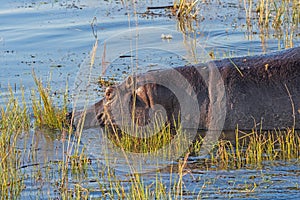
[0, 0, 299, 199]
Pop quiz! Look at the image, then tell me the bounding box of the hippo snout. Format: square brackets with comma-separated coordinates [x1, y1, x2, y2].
[96, 112, 106, 127]
[69, 98, 105, 129]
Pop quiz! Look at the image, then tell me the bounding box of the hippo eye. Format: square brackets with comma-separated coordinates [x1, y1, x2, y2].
[105, 86, 115, 100]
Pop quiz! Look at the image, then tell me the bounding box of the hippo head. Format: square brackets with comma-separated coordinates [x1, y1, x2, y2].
[73, 67, 207, 133]
[95, 73, 180, 133]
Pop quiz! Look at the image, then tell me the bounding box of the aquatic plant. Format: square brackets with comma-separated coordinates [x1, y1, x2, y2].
[0, 87, 29, 199]
[31, 70, 69, 131]
[0, 129, 24, 199]
[208, 127, 300, 170]
[244, 0, 299, 48]
[107, 120, 175, 154]
[174, 0, 199, 19]
[99, 106, 299, 171]
[0, 87, 30, 133]
[173, 0, 200, 33]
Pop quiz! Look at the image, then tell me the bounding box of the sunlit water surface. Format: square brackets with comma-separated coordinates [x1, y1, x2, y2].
[0, 0, 299, 199]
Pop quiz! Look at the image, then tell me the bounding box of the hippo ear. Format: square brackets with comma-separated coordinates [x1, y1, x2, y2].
[126, 75, 136, 88]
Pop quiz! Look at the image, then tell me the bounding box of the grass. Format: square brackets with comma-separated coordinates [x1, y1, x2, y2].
[173, 0, 200, 33]
[98, 76, 117, 88]
[174, 0, 199, 19]
[0, 1, 299, 197]
[0, 3, 298, 200]
[31, 70, 70, 131]
[244, 0, 299, 48]
[0, 71, 299, 199]
[85, 124, 300, 198]
[0, 87, 29, 199]
[106, 117, 299, 171]
[106, 117, 176, 154]
[204, 128, 300, 170]
[0, 87, 30, 133]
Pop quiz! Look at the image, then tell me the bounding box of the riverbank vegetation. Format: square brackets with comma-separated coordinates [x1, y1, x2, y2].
[0, 0, 299, 198]
[0, 77, 299, 198]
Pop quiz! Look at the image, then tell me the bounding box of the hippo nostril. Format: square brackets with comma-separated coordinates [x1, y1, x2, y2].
[97, 112, 103, 120]
[97, 112, 105, 127]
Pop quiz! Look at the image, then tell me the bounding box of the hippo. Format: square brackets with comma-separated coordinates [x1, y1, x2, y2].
[73, 47, 300, 132]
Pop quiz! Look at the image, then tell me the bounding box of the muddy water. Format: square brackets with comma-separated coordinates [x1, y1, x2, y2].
[0, 0, 299, 199]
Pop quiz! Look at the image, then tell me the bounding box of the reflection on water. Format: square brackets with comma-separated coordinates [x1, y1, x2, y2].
[22, 126, 299, 198]
[19, 129, 65, 174]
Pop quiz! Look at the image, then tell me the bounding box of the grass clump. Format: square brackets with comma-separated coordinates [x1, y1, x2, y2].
[104, 114, 191, 158]
[88, 154, 190, 199]
[31, 71, 69, 131]
[69, 150, 90, 175]
[0, 131, 24, 199]
[108, 124, 174, 154]
[204, 128, 300, 170]
[173, 0, 199, 33]
[173, 0, 199, 19]
[103, 112, 299, 171]
[0, 87, 30, 133]
[244, 0, 299, 48]
[0, 87, 29, 199]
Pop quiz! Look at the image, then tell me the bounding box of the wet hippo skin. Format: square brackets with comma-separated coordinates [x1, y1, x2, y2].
[73, 47, 300, 131]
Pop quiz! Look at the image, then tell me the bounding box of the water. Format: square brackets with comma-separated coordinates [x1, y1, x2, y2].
[0, 0, 299, 199]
